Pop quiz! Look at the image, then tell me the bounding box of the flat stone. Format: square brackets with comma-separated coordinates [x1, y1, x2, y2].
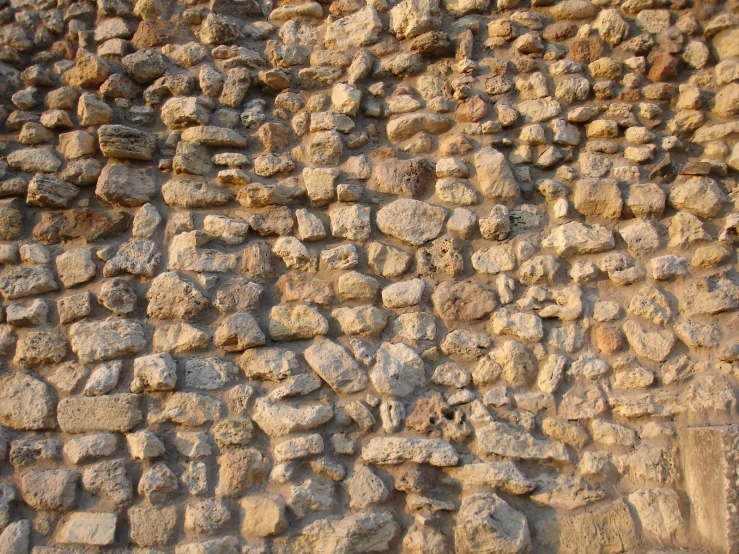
[361, 437, 458, 466]
[57, 394, 142, 433]
[376, 199, 446, 246]
[69, 319, 146, 363]
[56, 512, 117, 546]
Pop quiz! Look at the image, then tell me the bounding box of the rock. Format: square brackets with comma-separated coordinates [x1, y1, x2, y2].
[431, 280, 497, 321]
[389, 0, 441, 39]
[450, 462, 535, 495]
[386, 114, 454, 142]
[455, 493, 530, 554]
[0, 266, 58, 299]
[98, 125, 156, 160]
[681, 275, 739, 316]
[627, 488, 684, 547]
[27, 174, 80, 208]
[131, 353, 177, 393]
[240, 494, 287, 537]
[273, 511, 397, 554]
[376, 199, 445, 246]
[473, 147, 520, 204]
[543, 222, 615, 257]
[240, 347, 300, 382]
[268, 304, 328, 340]
[129, 505, 178, 547]
[324, 7, 382, 48]
[56, 248, 96, 287]
[304, 339, 368, 393]
[252, 397, 333, 437]
[146, 272, 209, 320]
[7, 148, 62, 173]
[162, 178, 234, 208]
[214, 313, 265, 351]
[96, 163, 156, 207]
[69, 319, 146, 363]
[573, 178, 622, 219]
[361, 437, 458, 466]
[557, 500, 637, 554]
[669, 177, 728, 218]
[370, 157, 435, 197]
[56, 512, 117, 546]
[57, 395, 142, 433]
[370, 342, 425, 397]
[477, 421, 570, 462]
[0, 373, 55, 430]
[215, 447, 269, 497]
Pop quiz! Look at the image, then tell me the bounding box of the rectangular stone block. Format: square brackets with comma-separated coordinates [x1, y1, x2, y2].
[56, 512, 116, 545]
[57, 395, 142, 433]
[681, 425, 739, 554]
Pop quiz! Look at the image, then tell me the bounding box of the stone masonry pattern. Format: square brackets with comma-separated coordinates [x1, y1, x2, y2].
[0, 0, 737, 551]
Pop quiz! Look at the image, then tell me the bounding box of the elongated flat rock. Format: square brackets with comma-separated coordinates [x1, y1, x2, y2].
[361, 437, 459, 467]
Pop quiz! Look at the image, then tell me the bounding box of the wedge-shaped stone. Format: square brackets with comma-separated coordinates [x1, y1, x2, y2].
[449, 462, 535, 495]
[304, 338, 368, 393]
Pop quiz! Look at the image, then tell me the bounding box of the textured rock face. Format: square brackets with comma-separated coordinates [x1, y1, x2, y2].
[0, 0, 737, 551]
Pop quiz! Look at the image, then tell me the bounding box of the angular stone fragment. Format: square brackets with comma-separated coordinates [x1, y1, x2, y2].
[58, 395, 142, 433]
[324, 6, 382, 49]
[147, 272, 209, 320]
[27, 174, 80, 208]
[272, 511, 397, 554]
[268, 304, 328, 340]
[104, 238, 161, 277]
[477, 422, 570, 463]
[376, 199, 445, 246]
[69, 319, 146, 363]
[455, 493, 530, 554]
[252, 397, 333, 437]
[361, 437, 458, 466]
[304, 339, 368, 393]
[96, 163, 156, 207]
[543, 222, 615, 257]
[370, 342, 425, 397]
[0, 266, 58, 300]
[473, 147, 520, 205]
[240, 494, 287, 537]
[450, 462, 535, 495]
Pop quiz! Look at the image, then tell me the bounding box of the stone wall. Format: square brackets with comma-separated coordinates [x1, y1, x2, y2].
[0, 0, 736, 551]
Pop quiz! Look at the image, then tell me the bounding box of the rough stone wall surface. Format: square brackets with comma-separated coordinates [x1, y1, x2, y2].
[0, 0, 736, 551]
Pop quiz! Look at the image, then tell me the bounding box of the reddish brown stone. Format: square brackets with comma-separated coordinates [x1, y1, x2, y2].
[257, 122, 291, 152]
[593, 325, 624, 355]
[33, 210, 131, 244]
[570, 38, 606, 64]
[132, 21, 178, 49]
[456, 96, 488, 123]
[543, 22, 577, 42]
[648, 53, 679, 83]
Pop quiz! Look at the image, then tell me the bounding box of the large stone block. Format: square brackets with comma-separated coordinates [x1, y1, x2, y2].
[681, 425, 739, 553]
